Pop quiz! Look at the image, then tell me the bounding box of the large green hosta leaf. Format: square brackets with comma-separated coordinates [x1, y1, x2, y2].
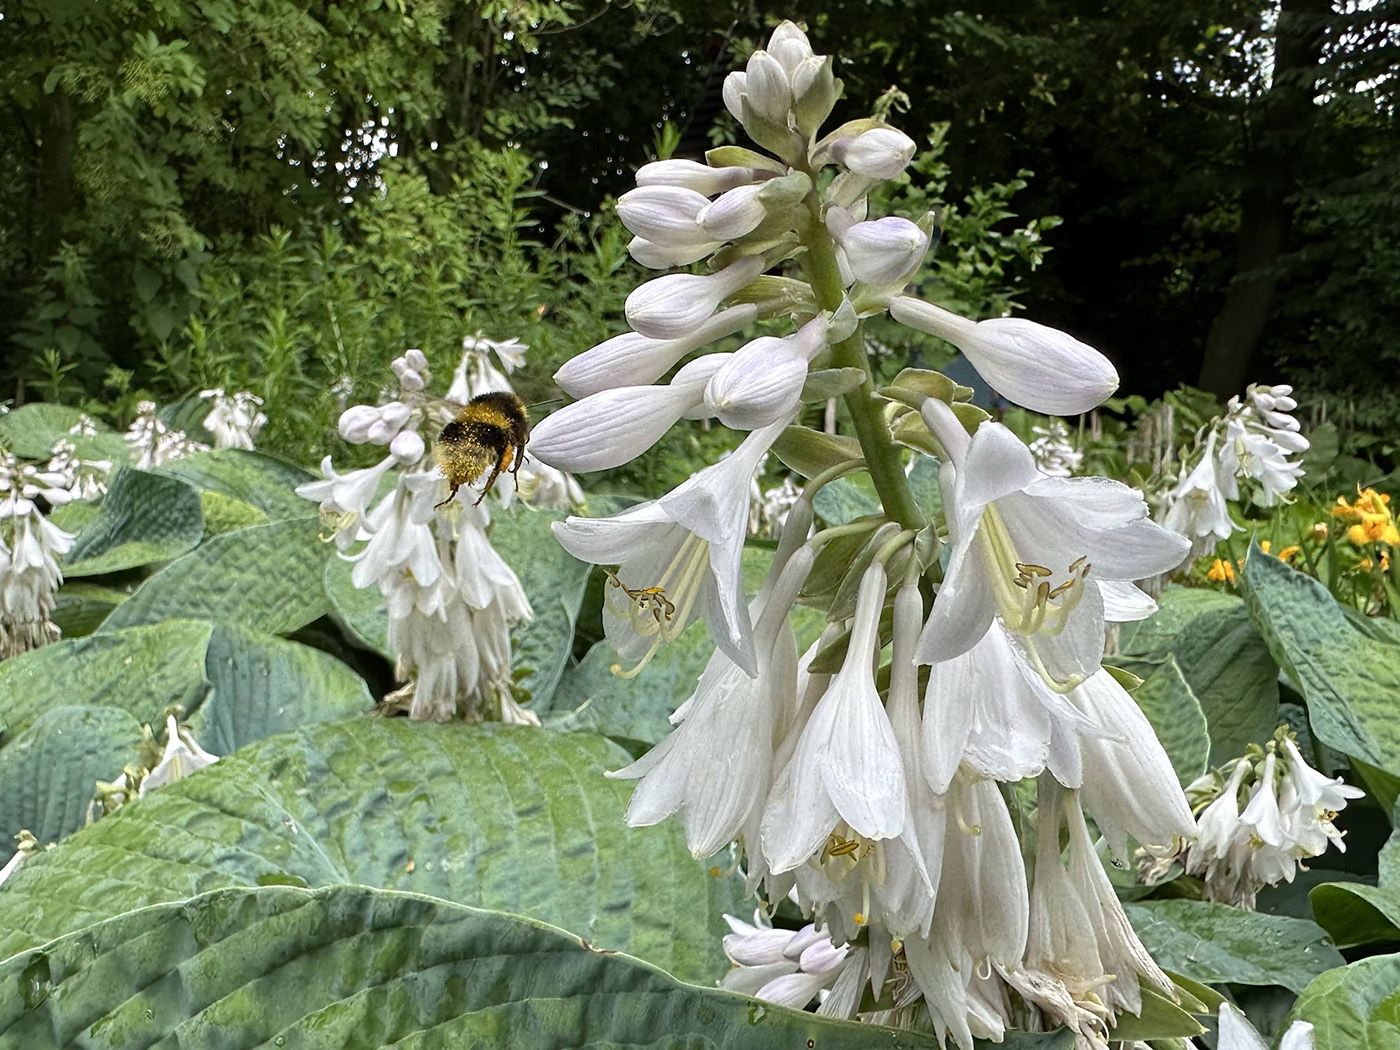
[100, 517, 330, 635]
[1290, 952, 1400, 1048]
[1125, 899, 1344, 994]
[493, 505, 592, 706]
[1131, 656, 1210, 785]
[1118, 587, 1279, 764]
[1241, 545, 1400, 779]
[151, 447, 316, 519]
[1310, 801, 1400, 947]
[0, 885, 952, 1050]
[0, 721, 746, 985]
[0, 621, 370, 845]
[0, 402, 128, 463]
[61, 466, 204, 577]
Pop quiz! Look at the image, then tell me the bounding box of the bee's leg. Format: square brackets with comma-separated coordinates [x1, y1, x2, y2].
[473, 462, 507, 506]
[510, 449, 526, 492]
[434, 484, 460, 510]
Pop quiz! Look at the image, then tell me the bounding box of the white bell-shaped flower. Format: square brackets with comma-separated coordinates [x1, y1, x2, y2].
[761, 562, 907, 873]
[552, 416, 790, 676]
[607, 547, 811, 856]
[918, 398, 1189, 687]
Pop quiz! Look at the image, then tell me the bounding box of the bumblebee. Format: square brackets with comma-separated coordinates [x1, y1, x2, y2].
[433, 391, 530, 508]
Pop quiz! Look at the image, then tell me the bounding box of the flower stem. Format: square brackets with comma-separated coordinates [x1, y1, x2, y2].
[799, 194, 924, 532]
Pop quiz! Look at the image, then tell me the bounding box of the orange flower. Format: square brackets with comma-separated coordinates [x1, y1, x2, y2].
[1207, 558, 1236, 584]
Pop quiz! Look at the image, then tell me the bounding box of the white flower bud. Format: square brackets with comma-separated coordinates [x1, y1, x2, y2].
[627, 236, 721, 270]
[625, 256, 765, 340]
[705, 344, 808, 429]
[390, 428, 425, 466]
[555, 304, 757, 398]
[723, 71, 747, 122]
[833, 216, 929, 287]
[833, 127, 916, 179]
[790, 55, 838, 138]
[767, 21, 814, 73]
[744, 51, 792, 125]
[529, 382, 707, 473]
[379, 401, 412, 431]
[697, 183, 768, 241]
[403, 348, 428, 372]
[338, 405, 380, 443]
[617, 186, 714, 246]
[635, 159, 760, 196]
[890, 296, 1119, 415]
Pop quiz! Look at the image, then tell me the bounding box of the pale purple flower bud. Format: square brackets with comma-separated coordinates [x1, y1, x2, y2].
[890, 296, 1119, 415]
[790, 55, 838, 138]
[834, 216, 929, 287]
[635, 159, 760, 196]
[617, 186, 713, 246]
[625, 256, 765, 340]
[833, 127, 917, 179]
[744, 50, 792, 125]
[704, 343, 808, 429]
[697, 184, 768, 241]
[627, 236, 722, 269]
[338, 405, 379, 444]
[767, 20, 814, 74]
[389, 429, 425, 466]
[722, 71, 747, 122]
[528, 380, 708, 473]
[555, 305, 757, 398]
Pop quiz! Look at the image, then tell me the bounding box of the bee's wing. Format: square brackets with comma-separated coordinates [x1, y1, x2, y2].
[424, 396, 469, 413]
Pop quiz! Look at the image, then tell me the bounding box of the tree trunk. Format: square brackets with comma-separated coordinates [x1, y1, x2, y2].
[37, 86, 76, 264]
[1197, 0, 1328, 399]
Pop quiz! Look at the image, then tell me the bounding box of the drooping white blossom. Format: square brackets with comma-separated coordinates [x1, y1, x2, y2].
[1159, 382, 1310, 560]
[297, 345, 536, 722]
[0, 453, 75, 659]
[125, 401, 208, 467]
[199, 388, 267, 449]
[1217, 1002, 1315, 1050]
[918, 398, 1189, 688]
[140, 714, 219, 796]
[1146, 729, 1364, 908]
[536, 19, 1203, 1045]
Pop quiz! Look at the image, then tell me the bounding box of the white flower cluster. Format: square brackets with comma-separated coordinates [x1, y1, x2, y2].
[0, 453, 75, 659]
[44, 439, 111, 502]
[296, 345, 538, 722]
[1027, 420, 1083, 478]
[125, 401, 208, 468]
[1162, 383, 1309, 559]
[720, 909, 852, 1012]
[534, 23, 1202, 1047]
[86, 713, 219, 823]
[1143, 729, 1364, 909]
[199, 388, 267, 450]
[752, 470, 803, 537]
